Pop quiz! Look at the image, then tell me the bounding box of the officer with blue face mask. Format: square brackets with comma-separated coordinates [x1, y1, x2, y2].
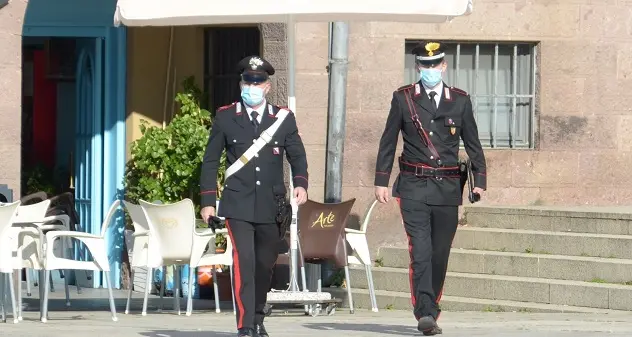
[373, 42, 487, 335]
[200, 55, 308, 337]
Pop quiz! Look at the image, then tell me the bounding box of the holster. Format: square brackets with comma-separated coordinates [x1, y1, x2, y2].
[274, 186, 292, 239]
[459, 159, 481, 204]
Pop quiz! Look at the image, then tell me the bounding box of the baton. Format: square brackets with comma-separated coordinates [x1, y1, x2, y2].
[467, 160, 481, 203]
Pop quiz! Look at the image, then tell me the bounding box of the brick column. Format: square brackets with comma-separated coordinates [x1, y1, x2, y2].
[0, 0, 27, 200]
[260, 23, 295, 189]
[260, 23, 288, 105]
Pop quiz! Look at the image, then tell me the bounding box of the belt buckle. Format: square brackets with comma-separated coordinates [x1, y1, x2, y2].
[414, 166, 423, 177]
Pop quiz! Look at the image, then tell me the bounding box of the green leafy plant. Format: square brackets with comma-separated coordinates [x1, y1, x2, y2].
[124, 76, 228, 248]
[24, 163, 56, 196]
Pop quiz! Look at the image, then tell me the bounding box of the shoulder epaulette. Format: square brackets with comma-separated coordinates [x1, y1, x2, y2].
[396, 84, 414, 92]
[450, 87, 469, 96]
[217, 102, 237, 112]
[275, 105, 294, 114]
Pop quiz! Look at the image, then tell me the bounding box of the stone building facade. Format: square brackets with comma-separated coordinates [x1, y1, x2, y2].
[2, 0, 632, 250]
[285, 0, 632, 249]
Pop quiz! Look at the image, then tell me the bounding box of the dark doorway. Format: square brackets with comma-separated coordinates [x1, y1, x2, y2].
[21, 37, 78, 198]
[204, 26, 261, 113]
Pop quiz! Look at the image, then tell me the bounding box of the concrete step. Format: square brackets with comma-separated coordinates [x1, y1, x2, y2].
[325, 287, 627, 314]
[379, 247, 632, 283]
[347, 267, 632, 311]
[452, 227, 632, 259]
[464, 205, 632, 235]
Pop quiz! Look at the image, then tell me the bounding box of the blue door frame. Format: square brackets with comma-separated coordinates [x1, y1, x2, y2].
[23, 1, 127, 289]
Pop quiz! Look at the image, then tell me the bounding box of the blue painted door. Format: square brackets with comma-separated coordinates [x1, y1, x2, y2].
[75, 38, 104, 288]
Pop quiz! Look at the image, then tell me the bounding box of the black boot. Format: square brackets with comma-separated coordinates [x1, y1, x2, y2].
[237, 328, 256, 337]
[423, 326, 443, 336]
[417, 315, 439, 334]
[255, 323, 269, 337]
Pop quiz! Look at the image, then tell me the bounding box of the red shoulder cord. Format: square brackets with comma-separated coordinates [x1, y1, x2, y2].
[403, 88, 441, 164]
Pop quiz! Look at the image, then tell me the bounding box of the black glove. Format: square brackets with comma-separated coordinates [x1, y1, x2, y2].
[207, 216, 225, 233]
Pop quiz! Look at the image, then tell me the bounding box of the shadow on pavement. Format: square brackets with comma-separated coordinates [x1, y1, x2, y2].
[20, 297, 222, 313]
[302, 322, 419, 336]
[139, 331, 234, 337]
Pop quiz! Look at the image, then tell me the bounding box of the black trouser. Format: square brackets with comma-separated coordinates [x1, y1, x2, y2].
[397, 198, 458, 321]
[225, 218, 279, 330]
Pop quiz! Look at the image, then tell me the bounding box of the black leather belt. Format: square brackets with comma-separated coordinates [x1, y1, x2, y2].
[399, 159, 460, 177]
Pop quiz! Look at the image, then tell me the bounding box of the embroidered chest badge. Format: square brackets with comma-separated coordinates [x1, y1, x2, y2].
[448, 118, 456, 135]
[273, 147, 280, 155]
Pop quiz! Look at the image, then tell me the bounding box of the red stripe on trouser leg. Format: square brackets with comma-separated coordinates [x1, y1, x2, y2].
[436, 289, 443, 321]
[396, 197, 417, 315]
[226, 220, 246, 329]
[407, 234, 415, 308]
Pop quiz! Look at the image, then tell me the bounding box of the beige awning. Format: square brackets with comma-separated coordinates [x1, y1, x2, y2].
[114, 0, 473, 26]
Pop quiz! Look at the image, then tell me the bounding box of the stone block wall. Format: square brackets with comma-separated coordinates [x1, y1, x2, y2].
[273, 0, 632, 249]
[0, 0, 27, 200]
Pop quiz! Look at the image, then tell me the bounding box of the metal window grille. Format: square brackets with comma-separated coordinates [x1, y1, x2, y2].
[405, 41, 538, 149]
[203, 27, 261, 113]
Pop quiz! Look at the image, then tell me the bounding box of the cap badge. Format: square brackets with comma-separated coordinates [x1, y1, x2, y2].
[249, 57, 264, 70]
[425, 42, 440, 56]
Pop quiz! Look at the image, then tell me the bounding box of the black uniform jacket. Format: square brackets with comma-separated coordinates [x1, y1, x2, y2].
[374, 81, 487, 206]
[200, 101, 309, 223]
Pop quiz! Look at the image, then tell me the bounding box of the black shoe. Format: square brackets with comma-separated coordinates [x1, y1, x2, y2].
[417, 316, 438, 333]
[423, 326, 443, 336]
[255, 323, 269, 337]
[237, 328, 256, 337]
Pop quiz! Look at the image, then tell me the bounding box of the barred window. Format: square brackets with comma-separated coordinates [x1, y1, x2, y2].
[405, 41, 538, 149]
[204, 26, 261, 113]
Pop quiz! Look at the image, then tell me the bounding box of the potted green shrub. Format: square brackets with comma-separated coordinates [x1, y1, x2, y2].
[123, 76, 228, 294]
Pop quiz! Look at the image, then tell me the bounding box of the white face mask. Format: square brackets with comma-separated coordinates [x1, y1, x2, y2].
[241, 85, 265, 106]
[419, 68, 442, 88]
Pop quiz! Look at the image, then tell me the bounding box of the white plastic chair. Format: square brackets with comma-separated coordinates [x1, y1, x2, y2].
[0, 201, 21, 324]
[121, 201, 156, 315]
[16, 200, 81, 298]
[9, 200, 74, 320]
[191, 230, 235, 315]
[40, 200, 121, 322]
[139, 199, 217, 316]
[345, 200, 379, 312]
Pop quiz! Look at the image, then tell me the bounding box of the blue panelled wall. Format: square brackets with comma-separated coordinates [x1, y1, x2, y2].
[24, 0, 127, 289]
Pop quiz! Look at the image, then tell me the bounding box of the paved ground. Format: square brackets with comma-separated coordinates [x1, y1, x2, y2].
[2, 289, 632, 336]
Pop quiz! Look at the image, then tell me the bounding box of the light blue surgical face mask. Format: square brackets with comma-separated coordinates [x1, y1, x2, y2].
[241, 85, 265, 106]
[419, 68, 443, 88]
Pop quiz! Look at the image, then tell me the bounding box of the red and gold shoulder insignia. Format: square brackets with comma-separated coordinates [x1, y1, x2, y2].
[217, 102, 237, 112]
[450, 87, 469, 96]
[396, 84, 414, 92]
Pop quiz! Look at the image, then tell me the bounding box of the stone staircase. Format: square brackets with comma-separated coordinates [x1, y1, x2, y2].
[328, 205, 632, 313]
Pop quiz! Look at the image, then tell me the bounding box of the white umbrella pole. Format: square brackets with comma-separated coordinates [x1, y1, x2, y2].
[286, 15, 300, 293]
[267, 18, 333, 311]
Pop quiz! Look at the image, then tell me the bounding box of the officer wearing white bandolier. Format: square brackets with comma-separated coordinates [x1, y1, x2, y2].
[199, 55, 309, 337]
